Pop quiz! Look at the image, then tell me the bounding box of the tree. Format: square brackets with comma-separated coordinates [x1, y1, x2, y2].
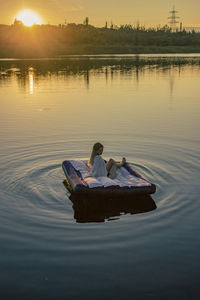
[13, 18, 23, 27]
[83, 17, 89, 26]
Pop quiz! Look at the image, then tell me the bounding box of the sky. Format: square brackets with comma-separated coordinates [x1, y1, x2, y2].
[0, 0, 199, 28]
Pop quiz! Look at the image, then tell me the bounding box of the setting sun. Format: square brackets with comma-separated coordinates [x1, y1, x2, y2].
[15, 9, 42, 26]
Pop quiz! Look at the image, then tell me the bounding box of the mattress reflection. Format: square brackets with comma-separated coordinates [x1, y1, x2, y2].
[69, 194, 157, 223]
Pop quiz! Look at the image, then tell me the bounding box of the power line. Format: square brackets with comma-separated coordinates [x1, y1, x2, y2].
[168, 5, 180, 32]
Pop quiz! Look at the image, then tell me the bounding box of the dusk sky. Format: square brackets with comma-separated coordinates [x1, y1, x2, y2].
[0, 0, 199, 27]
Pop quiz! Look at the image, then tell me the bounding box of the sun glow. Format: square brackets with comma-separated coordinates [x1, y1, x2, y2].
[15, 9, 42, 26]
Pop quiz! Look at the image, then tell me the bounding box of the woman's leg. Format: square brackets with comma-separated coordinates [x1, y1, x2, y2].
[108, 164, 118, 179]
[106, 158, 126, 179]
[106, 159, 117, 179]
[106, 158, 115, 173]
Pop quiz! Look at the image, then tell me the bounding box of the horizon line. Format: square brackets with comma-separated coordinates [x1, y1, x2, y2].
[1, 21, 200, 29]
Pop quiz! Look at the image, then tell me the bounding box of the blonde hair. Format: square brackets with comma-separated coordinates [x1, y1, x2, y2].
[89, 142, 104, 166]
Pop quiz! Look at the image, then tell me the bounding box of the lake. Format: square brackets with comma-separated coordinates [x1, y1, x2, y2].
[0, 55, 200, 299]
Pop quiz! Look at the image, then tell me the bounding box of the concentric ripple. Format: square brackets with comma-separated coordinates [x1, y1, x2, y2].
[1, 135, 199, 230]
[1, 57, 200, 299]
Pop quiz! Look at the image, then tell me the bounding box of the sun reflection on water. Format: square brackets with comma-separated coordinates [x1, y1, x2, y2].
[28, 69, 34, 94]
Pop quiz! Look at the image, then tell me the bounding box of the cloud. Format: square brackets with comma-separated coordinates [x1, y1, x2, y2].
[47, 0, 84, 11]
[65, 5, 84, 12]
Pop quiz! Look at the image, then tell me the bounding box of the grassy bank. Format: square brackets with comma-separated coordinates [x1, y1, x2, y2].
[0, 45, 200, 59]
[56, 45, 200, 55]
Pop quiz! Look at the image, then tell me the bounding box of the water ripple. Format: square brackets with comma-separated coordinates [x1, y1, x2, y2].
[0, 135, 199, 236]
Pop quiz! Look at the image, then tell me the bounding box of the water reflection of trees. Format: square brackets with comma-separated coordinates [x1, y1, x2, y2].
[0, 57, 200, 90]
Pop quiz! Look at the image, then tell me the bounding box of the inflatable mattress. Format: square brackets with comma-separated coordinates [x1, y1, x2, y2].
[62, 160, 156, 196]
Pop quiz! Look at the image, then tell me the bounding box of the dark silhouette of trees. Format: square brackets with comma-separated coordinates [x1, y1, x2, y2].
[0, 21, 200, 57]
[83, 17, 89, 26]
[13, 18, 23, 27]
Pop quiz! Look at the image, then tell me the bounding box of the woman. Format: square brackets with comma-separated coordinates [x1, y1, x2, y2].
[88, 142, 126, 179]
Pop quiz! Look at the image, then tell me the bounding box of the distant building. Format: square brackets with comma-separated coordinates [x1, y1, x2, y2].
[184, 27, 200, 33]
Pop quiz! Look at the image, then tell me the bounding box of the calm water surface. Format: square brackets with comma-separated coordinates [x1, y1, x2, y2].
[0, 55, 200, 299]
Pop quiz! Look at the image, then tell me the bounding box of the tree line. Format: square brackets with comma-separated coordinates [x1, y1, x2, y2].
[0, 21, 200, 57]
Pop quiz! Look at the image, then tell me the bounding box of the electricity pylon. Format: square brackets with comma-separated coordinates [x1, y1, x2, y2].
[168, 5, 180, 32]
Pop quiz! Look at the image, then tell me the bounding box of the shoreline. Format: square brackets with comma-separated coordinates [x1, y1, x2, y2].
[0, 46, 200, 59]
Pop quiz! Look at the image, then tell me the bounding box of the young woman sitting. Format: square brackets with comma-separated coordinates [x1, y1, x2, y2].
[88, 142, 126, 179]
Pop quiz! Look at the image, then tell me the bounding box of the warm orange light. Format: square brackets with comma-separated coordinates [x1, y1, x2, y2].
[15, 9, 42, 26]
